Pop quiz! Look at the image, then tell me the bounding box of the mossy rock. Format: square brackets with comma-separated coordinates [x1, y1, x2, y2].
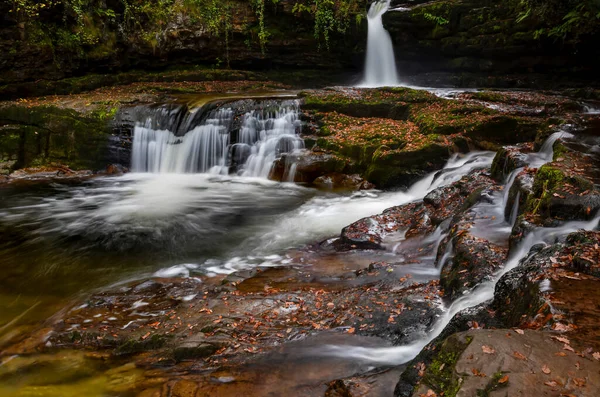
[525, 163, 598, 221]
[0, 105, 113, 171]
[490, 144, 531, 181]
[300, 87, 438, 120]
[418, 333, 473, 397]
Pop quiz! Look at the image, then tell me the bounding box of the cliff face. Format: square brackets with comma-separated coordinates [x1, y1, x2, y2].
[0, 1, 366, 85]
[383, 0, 600, 85]
[3, 0, 599, 88]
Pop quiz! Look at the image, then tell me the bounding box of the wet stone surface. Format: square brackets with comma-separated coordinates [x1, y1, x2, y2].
[338, 170, 497, 251]
[413, 330, 600, 397]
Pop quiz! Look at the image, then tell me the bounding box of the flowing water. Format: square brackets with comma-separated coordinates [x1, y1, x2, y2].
[315, 130, 599, 365]
[131, 99, 303, 177]
[362, 0, 399, 87]
[1, 94, 596, 395]
[0, 92, 492, 338]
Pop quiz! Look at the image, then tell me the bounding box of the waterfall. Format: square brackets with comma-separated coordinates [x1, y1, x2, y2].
[239, 105, 304, 178]
[131, 100, 303, 178]
[131, 109, 233, 174]
[362, 0, 399, 87]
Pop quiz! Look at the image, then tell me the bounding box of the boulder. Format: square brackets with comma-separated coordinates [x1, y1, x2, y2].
[411, 330, 600, 397]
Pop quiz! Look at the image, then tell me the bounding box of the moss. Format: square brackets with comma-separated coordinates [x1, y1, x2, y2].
[0, 105, 112, 171]
[526, 165, 565, 215]
[552, 141, 569, 161]
[409, 102, 528, 141]
[300, 87, 437, 120]
[469, 91, 507, 103]
[421, 333, 473, 397]
[476, 371, 509, 396]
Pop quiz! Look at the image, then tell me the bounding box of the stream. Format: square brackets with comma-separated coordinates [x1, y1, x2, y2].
[1, 88, 598, 395]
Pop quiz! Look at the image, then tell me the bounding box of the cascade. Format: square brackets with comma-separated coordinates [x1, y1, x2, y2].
[584, 104, 600, 114]
[508, 190, 521, 227]
[362, 0, 399, 87]
[315, 131, 599, 365]
[131, 100, 303, 178]
[501, 167, 524, 220]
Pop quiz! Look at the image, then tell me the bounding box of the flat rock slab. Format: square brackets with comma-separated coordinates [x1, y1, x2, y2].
[415, 329, 600, 397]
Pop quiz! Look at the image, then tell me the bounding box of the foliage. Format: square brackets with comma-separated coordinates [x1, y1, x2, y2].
[423, 12, 449, 26]
[9, 0, 368, 65]
[513, 0, 600, 40]
[292, 0, 367, 49]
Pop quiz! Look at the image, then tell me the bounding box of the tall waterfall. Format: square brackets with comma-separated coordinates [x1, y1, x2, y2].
[131, 100, 304, 178]
[362, 0, 399, 87]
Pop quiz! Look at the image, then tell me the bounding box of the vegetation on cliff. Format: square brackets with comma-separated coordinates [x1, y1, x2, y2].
[8, 0, 368, 65]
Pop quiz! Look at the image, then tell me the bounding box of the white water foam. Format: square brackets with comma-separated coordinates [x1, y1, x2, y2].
[203, 151, 494, 273]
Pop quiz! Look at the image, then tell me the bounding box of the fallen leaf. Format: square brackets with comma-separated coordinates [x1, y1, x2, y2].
[593, 352, 600, 361]
[347, 327, 355, 334]
[563, 344, 575, 352]
[417, 362, 426, 377]
[553, 323, 571, 332]
[544, 380, 558, 387]
[555, 352, 567, 357]
[482, 345, 495, 354]
[551, 336, 570, 344]
[515, 329, 525, 335]
[542, 365, 551, 374]
[573, 378, 586, 387]
[513, 351, 527, 360]
[498, 375, 509, 384]
[472, 368, 486, 377]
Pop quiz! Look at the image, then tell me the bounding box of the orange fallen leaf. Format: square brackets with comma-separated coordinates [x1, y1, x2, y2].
[544, 380, 558, 387]
[482, 345, 495, 354]
[498, 375, 509, 384]
[573, 378, 586, 387]
[542, 365, 551, 374]
[471, 368, 486, 377]
[513, 351, 527, 360]
[592, 352, 600, 361]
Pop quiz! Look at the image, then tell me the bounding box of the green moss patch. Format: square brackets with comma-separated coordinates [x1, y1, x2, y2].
[300, 87, 438, 119]
[410, 101, 546, 144]
[420, 333, 473, 397]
